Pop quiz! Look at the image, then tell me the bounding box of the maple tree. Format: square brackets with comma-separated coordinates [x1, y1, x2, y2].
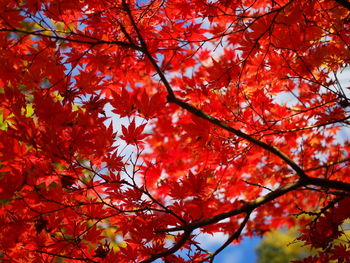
[0, 0, 350, 262]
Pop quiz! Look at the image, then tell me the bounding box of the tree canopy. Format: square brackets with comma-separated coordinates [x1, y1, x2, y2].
[256, 227, 310, 263]
[0, 0, 350, 262]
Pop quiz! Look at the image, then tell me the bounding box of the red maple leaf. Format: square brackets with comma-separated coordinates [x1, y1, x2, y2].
[120, 119, 148, 145]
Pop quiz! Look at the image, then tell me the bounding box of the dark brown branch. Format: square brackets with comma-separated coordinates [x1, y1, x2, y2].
[121, 0, 308, 181]
[305, 157, 350, 172]
[266, 115, 350, 135]
[334, 0, 350, 11]
[304, 176, 350, 192]
[209, 212, 251, 263]
[34, 250, 98, 263]
[121, 0, 350, 241]
[169, 97, 308, 179]
[158, 175, 350, 234]
[158, 180, 303, 233]
[122, 0, 175, 99]
[0, 28, 142, 50]
[283, 157, 350, 180]
[140, 231, 191, 263]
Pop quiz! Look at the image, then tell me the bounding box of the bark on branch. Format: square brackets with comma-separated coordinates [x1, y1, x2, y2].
[334, 0, 350, 11]
[122, 0, 308, 181]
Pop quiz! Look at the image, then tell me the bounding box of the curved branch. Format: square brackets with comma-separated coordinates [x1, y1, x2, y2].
[122, 0, 175, 99]
[0, 28, 142, 50]
[169, 97, 308, 179]
[305, 157, 350, 172]
[122, 0, 307, 181]
[209, 211, 251, 263]
[334, 0, 350, 11]
[140, 230, 191, 263]
[34, 250, 98, 263]
[158, 175, 350, 234]
[304, 176, 350, 192]
[159, 180, 303, 233]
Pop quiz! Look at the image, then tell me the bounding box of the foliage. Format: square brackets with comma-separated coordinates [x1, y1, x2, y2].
[256, 219, 350, 263]
[256, 227, 310, 263]
[0, 0, 350, 262]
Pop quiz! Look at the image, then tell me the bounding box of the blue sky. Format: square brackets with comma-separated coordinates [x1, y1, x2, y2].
[153, 235, 261, 263]
[211, 236, 261, 263]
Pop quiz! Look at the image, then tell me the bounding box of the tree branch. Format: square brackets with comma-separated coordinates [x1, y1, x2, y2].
[0, 28, 142, 50]
[158, 174, 350, 234]
[169, 97, 308, 179]
[209, 211, 251, 263]
[304, 176, 350, 192]
[158, 180, 303, 233]
[305, 157, 350, 172]
[140, 230, 192, 263]
[122, 0, 175, 99]
[334, 0, 350, 11]
[122, 0, 308, 181]
[34, 250, 98, 263]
